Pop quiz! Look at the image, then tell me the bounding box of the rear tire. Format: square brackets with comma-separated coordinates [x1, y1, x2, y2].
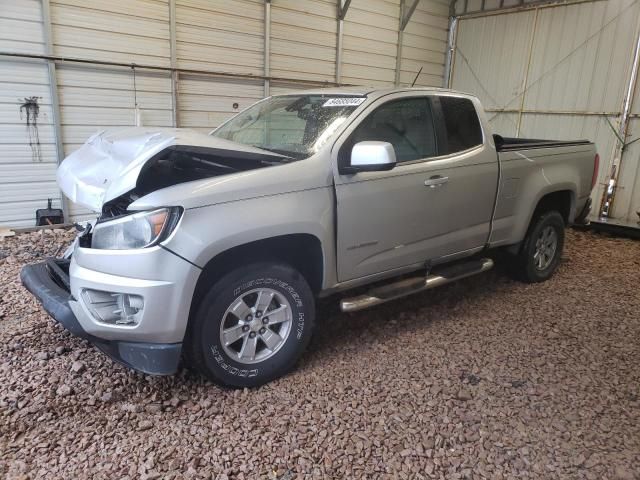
[184, 262, 315, 388]
[513, 211, 565, 283]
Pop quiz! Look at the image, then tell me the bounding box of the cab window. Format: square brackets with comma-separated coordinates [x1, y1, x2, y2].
[348, 97, 437, 163]
[438, 96, 483, 154]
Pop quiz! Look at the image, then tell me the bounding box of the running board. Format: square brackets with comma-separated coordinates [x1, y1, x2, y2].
[340, 258, 494, 313]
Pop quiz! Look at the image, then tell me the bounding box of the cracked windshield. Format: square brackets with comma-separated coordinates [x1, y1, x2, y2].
[211, 95, 366, 159]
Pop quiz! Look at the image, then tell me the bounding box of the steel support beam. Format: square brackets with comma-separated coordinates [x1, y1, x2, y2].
[394, 33, 403, 86]
[456, 0, 606, 19]
[41, 0, 69, 222]
[0, 52, 342, 87]
[599, 15, 640, 218]
[169, 0, 178, 127]
[400, 0, 420, 31]
[515, 7, 538, 137]
[336, 0, 350, 85]
[264, 0, 271, 97]
[338, 0, 351, 20]
[336, 18, 344, 84]
[443, 16, 458, 88]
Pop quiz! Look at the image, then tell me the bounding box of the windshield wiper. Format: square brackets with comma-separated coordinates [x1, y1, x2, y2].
[251, 146, 300, 161]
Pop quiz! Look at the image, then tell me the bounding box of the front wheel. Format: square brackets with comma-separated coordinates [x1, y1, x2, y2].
[513, 210, 565, 283]
[185, 262, 315, 388]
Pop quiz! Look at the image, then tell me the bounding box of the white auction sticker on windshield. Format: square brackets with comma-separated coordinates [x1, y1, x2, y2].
[323, 97, 366, 107]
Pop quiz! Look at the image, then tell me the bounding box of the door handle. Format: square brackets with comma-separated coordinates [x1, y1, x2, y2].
[424, 176, 449, 188]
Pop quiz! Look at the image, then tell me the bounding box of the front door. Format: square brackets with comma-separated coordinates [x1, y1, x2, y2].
[333, 93, 497, 282]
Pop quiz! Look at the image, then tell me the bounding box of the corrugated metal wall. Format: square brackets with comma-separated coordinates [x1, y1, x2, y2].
[176, 0, 264, 133]
[271, 0, 337, 82]
[0, 0, 449, 228]
[618, 53, 640, 223]
[400, 0, 449, 86]
[0, 0, 61, 227]
[451, 0, 640, 223]
[342, 0, 401, 86]
[50, 0, 174, 221]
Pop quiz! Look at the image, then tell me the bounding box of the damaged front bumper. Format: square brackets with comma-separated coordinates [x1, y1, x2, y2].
[20, 257, 191, 376]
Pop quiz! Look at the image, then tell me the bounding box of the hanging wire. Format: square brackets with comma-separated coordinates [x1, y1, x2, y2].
[19, 96, 42, 162]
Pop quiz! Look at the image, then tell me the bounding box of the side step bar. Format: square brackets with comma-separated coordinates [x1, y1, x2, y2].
[340, 258, 494, 313]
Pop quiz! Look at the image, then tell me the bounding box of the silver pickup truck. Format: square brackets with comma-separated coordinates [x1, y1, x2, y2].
[21, 87, 598, 387]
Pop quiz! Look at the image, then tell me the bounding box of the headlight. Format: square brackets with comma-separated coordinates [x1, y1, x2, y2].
[91, 208, 181, 250]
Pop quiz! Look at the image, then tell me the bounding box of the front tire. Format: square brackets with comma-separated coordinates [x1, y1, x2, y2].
[513, 210, 565, 283]
[185, 262, 315, 388]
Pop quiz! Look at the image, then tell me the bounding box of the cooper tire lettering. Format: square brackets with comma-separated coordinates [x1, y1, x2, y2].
[187, 263, 315, 388]
[210, 346, 258, 378]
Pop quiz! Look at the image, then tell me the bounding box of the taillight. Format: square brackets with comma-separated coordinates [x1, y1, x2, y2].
[591, 153, 599, 190]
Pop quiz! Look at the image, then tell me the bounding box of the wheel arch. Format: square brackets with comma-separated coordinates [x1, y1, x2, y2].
[505, 188, 575, 255]
[530, 189, 575, 225]
[187, 233, 324, 328]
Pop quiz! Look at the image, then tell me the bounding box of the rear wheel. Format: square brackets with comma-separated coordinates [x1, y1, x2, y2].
[513, 210, 565, 283]
[185, 262, 315, 388]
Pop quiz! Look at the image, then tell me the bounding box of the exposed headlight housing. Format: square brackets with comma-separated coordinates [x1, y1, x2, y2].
[91, 207, 181, 250]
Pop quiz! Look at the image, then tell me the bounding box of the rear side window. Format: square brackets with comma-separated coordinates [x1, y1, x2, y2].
[439, 96, 483, 154]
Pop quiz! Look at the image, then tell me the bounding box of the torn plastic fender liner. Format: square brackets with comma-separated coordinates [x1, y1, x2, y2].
[57, 127, 288, 213]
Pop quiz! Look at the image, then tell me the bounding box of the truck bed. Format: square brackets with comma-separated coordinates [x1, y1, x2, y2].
[493, 134, 592, 152]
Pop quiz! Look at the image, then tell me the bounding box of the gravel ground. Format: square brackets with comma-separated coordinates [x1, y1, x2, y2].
[1, 228, 639, 479]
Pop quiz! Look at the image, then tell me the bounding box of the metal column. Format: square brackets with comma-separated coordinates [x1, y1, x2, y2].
[443, 16, 458, 88]
[515, 7, 538, 138]
[599, 16, 640, 218]
[41, 0, 69, 221]
[336, 19, 344, 84]
[336, 0, 351, 85]
[169, 0, 179, 127]
[264, 0, 271, 97]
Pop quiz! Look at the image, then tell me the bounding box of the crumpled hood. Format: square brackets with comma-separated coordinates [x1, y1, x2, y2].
[57, 127, 281, 212]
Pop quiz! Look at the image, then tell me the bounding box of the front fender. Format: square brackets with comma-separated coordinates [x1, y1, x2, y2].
[163, 187, 336, 285]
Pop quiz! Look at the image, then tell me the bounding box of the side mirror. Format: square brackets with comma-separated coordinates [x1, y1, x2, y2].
[347, 141, 397, 173]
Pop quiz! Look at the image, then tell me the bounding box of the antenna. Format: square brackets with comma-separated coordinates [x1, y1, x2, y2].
[411, 67, 423, 87]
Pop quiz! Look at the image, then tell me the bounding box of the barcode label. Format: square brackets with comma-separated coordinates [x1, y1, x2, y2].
[322, 97, 366, 107]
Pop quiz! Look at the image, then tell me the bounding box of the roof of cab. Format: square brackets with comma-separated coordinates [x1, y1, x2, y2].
[270, 86, 472, 99]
